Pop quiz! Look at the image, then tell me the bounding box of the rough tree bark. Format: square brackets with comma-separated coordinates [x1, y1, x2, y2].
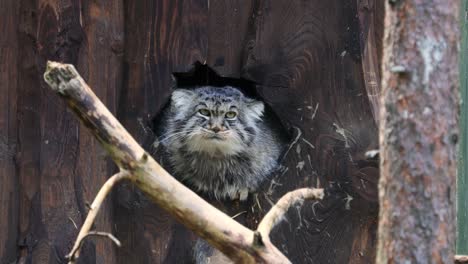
[378, 1, 459, 263]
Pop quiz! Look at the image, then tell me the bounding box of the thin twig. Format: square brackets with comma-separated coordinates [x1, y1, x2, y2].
[231, 211, 247, 219]
[281, 126, 302, 162]
[68, 231, 121, 261]
[68, 217, 78, 229]
[257, 188, 324, 239]
[66, 171, 130, 263]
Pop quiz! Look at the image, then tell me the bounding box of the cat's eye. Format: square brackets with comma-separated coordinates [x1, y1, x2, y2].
[225, 111, 237, 119]
[199, 109, 211, 116]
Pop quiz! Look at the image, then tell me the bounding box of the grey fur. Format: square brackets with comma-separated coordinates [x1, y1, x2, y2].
[156, 86, 283, 200]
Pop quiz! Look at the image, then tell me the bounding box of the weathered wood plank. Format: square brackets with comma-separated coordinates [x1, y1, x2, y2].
[240, 1, 379, 263]
[115, 1, 208, 263]
[15, 1, 120, 262]
[358, 0, 384, 123]
[0, 0, 19, 263]
[74, 1, 125, 263]
[207, 0, 254, 77]
[16, 0, 52, 262]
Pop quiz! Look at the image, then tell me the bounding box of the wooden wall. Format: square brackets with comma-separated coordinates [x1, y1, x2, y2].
[0, 1, 383, 263]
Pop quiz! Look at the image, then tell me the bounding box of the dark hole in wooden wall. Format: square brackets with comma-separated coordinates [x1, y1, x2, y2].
[172, 61, 258, 97]
[150, 61, 291, 141]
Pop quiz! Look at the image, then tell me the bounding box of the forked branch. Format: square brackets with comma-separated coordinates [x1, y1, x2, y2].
[257, 188, 324, 239]
[67, 171, 130, 263]
[43, 61, 323, 264]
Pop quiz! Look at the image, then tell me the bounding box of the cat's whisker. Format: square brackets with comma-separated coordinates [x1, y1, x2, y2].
[156, 128, 187, 138]
[157, 132, 185, 140]
[157, 131, 193, 144]
[160, 132, 192, 141]
[157, 132, 186, 142]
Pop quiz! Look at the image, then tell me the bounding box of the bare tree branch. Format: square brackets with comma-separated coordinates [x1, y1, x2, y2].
[455, 255, 468, 264]
[67, 171, 130, 263]
[43, 61, 324, 263]
[257, 188, 324, 239]
[68, 231, 122, 262]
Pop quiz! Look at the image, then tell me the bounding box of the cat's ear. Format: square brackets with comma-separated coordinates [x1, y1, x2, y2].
[247, 100, 265, 119]
[171, 89, 195, 109]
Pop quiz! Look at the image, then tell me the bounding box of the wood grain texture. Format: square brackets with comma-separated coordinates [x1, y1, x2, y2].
[207, 0, 254, 77]
[0, 1, 19, 263]
[14, 0, 121, 263]
[358, 0, 384, 123]
[115, 1, 208, 263]
[240, 1, 379, 263]
[378, 1, 459, 263]
[2, 0, 384, 263]
[74, 1, 124, 263]
[16, 0, 51, 262]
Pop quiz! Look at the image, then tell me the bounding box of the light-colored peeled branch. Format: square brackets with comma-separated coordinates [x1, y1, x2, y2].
[257, 188, 324, 239]
[67, 171, 130, 262]
[43, 61, 324, 263]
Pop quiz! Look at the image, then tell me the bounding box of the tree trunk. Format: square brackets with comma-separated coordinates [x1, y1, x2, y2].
[378, 1, 459, 263]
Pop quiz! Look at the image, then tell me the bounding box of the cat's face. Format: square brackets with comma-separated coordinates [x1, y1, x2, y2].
[168, 86, 264, 156]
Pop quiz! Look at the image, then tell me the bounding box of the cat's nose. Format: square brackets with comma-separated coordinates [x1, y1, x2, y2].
[211, 126, 221, 133]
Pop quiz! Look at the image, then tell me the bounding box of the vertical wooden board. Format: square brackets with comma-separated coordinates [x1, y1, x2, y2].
[33, 1, 84, 262]
[358, 0, 384, 123]
[347, 207, 378, 263]
[355, 12, 383, 260]
[14, 0, 118, 262]
[16, 0, 49, 262]
[458, 0, 468, 256]
[207, 0, 254, 77]
[115, 0, 208, 263]
[74, 1, 125, 263]
[0, 1, 19, 263]
[239, 1, 379, 263]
